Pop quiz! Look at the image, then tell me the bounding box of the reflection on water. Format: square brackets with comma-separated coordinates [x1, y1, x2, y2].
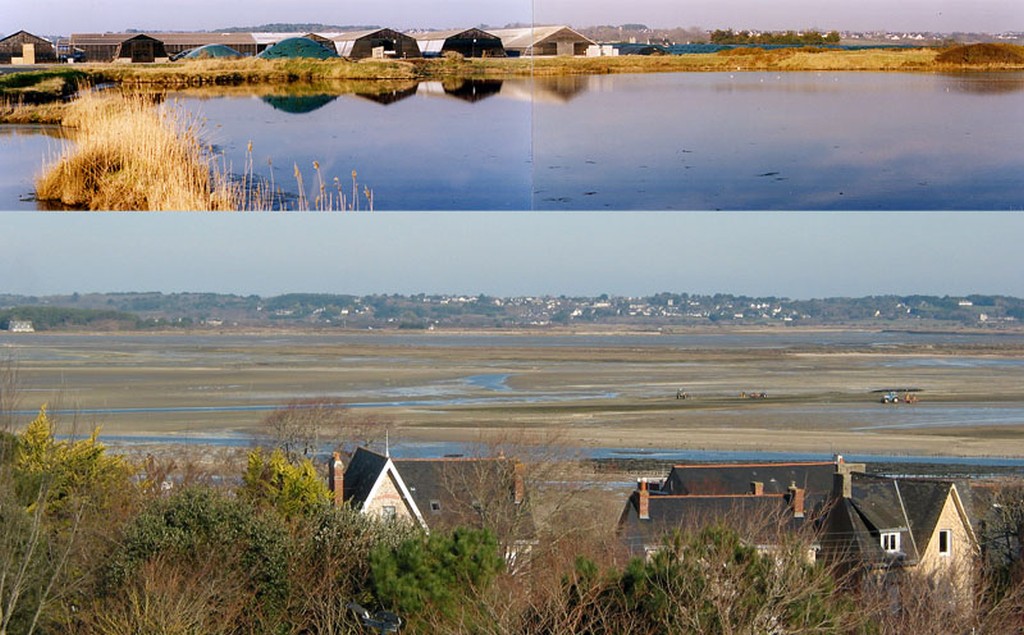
[261, 93, 339, 113]
[417, 79, 504, 102]
[939, 72, 1024, 94]
[0, 125, 67, 210]
[355, 83, 419, 105]
[3, 72, 1023, 210]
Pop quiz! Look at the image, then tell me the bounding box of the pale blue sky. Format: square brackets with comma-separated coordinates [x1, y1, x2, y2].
[4, 0, 1021, 35]
[2, 213, 1022, 299]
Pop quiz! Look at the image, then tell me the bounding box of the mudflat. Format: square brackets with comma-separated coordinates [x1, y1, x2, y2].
[5, 327, 1024, 457]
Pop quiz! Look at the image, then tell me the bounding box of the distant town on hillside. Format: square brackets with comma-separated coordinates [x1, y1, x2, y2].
[2, 292, 1023, 332]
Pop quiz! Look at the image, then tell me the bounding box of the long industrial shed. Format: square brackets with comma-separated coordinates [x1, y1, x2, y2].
[331, 29, 421, 59]
[413, 28, 506, 58]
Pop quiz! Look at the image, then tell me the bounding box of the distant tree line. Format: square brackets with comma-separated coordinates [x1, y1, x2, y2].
[710, 29, 842, 45]
[0, 307, 141, 331]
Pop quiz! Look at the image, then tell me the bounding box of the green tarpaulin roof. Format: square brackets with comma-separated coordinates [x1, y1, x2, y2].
[257, 37, 337, 59]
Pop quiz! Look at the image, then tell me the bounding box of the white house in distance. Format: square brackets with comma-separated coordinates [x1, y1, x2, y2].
[6, 320, 35, 333]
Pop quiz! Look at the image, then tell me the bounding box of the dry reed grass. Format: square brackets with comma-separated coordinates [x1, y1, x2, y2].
[35, 91, 236, 210]
[34, 91, 373, 211]
[530, 46, 945, 74]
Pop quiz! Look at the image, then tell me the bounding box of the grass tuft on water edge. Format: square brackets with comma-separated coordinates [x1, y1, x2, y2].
[34, 91, 374, 211]
[34, 91, 236, 210]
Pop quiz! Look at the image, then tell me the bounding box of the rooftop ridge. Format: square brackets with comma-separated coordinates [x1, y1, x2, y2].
[394, 455, 510, 463]
[670, 461, 835, 469]
[648, 493, 788, 500]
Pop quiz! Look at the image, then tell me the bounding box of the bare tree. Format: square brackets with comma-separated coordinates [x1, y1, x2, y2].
[258, 398, 391, 462]
[0, 473, 83, 635]
[0, 353, 21, 433]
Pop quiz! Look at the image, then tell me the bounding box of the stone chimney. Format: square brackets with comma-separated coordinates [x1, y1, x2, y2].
[750, 481, 764, 496]
[513, 460, 525, 505]
[638, 478, 650, 520]
[328, 452, 344, 506]
[833, 471, 852, 499]
[787, 482, 805, 518]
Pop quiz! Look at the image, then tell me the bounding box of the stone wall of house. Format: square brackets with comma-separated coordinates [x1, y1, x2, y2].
[916, 488, 976, 602]
[364, 472, 414, 521]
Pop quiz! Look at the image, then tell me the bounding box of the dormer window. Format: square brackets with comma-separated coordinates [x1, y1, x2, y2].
[881, 532, 901, 553]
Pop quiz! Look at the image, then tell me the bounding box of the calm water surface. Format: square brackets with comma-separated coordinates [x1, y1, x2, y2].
[2, 71, 1022, 209]
[0, 125, 64, 210]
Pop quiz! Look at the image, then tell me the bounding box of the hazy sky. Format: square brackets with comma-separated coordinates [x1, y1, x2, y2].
[5, 0, 1021, 35]
[2, 213, 1023, 300]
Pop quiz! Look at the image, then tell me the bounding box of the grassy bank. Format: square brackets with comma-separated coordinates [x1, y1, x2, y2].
[72, 43, 1024, 85]
[0, 68, 86, 123]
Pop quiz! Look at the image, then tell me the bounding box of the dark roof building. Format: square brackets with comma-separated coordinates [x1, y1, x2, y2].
[618, 457, 860, 557]
[414, 28, 505, 58]
[69, 33, 169, 63]
[619, 478, 812, 557]
[662, 459, 843, 505]
[0, 30, 57, 64]
[331, 29, 420, 59]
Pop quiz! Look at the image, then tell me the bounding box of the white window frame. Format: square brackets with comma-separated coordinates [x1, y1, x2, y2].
[938, 529, 952, 556]
[881, 531, 901, 553]
[382, 505, 396, 520]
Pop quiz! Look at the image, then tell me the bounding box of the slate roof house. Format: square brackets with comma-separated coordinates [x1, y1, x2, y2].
[330, 447, 536, 563]
[618, 457, 862, 558]
[819, 470, 979, 597]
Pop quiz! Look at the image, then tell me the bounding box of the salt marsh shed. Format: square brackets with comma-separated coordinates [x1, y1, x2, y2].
[70, 33, 169, 63]
[487, 26, 594, 56]
[0, 30, 57, 64]
[331, 29, 420, 59]
[414, 28, 505, 58]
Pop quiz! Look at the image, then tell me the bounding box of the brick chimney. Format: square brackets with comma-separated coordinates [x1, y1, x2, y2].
[750, 481, 764, 496]
[787, 482, 805, 518]
[638, 478, 650, 520]
[513, 460, 525, 505]
[328, 452, 344, 506]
